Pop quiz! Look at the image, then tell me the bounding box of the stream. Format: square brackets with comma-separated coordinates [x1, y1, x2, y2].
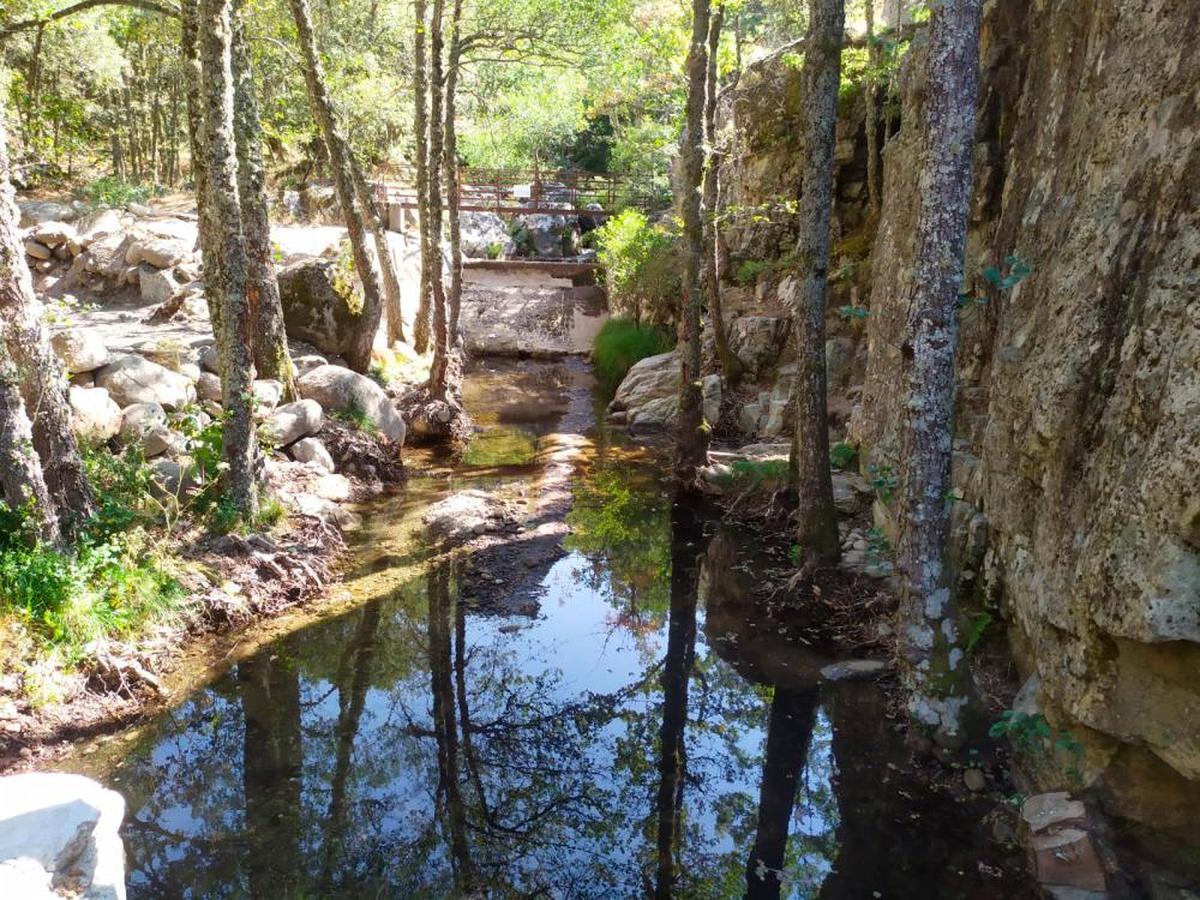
[87, 358, 1036, 898]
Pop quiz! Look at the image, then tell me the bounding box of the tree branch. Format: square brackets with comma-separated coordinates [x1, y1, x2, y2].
[0, 0, 179, 39]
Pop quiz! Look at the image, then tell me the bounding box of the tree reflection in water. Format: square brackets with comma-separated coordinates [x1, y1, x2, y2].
[110, 469, 1031, 898]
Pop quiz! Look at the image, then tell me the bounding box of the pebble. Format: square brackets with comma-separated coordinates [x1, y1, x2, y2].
[964, 768, 987, 791]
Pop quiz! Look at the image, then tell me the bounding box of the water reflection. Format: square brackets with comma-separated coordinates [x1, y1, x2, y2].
[108, 465, 1032, 898]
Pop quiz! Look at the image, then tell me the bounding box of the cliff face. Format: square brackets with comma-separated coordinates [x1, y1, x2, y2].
[718, 0, 1200, 850]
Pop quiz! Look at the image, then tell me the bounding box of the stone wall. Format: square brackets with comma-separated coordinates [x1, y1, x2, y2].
[850, 0, 1200, 850]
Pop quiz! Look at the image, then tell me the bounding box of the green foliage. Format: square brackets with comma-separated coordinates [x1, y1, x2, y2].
[727, 458, 789, 488]
[591, 317, 675, 394]
[990, 710, 1084, 762]
[83, 176, 159, 209]
[837, 304, 870, 320]
[330, 400, 378, 434]
[486, 241, 505, 260]
[865, 526, 891, 563]
[867, 463, 897, 503]
[964, 611, 993, 653]
[595, 209, 681, 325]
[734, 259, 770, 286]
[83, 445, 157, 538]
[829, 441, 858, 471]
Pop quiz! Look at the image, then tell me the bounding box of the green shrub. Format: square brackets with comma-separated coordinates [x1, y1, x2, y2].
[829, 441, 858, 471]
[728, 458, 789, 487]
[595, 209, 681, 326]
[82, 176, 160, 209]
[592, 317, 675, 394]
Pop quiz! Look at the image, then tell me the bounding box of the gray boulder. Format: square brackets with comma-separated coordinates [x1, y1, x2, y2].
[278, 257, 363, 357]
[252, 379, 284, 412]
[0, 772, 126, 900]
[17, 200, 76, 226]
[95, 354, 195, 410]
[139, 266, 180, 304]
[608, 351, 722, 432]
[728, 315, 791, 377]
[292, 354, 327, 377]
[261, 399, 324, 447]
[23, 239, 52, 260]
[289, 436, 335, 473]
[298, 364, 406, 444]
[119, 401, 167, 444]
[51, 331, 109, 374]
[126, 237, 189, 269]
[27, 221, 79, 250]
[459, 211, 511, 258]
[196, 371, 222, 403]
[69, 387, 122, 443]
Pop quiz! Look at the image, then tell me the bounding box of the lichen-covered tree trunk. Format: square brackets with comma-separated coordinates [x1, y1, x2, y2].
[865, 0, 881, 216]
[675, 0, 712, 479]
[0, 349, 61, 546]
[427, 0, 450, 398]
[350, 165, 405, 346]
[197, 0, 258, 520]
[0, 114, 93, 531]
[789, 0, 843, 569]
[288, 0, 384, 374]
[443, 0, 465, 348]
[231, 1, 296, 401]
[182, 0, 219, 335]
[895, 0, 983, 742]
[412, 0, 433, 354]
[701, 5, 741, 386]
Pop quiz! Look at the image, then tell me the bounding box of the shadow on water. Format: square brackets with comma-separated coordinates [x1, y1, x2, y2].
[102, 360, 1036, 898]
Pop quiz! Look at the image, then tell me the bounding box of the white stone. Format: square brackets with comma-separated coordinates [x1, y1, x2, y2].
[139, 266, 179, 305]
[261, 399, 324, 447]
[119, 401, 166, 443]
[289, 437, 334, 473]
[94, 354, 195, 410]
[298, 364, 406, 444]
[51, 331, 109, 374]
[69, 387, 122, 443]
[125, 237, 189, 269]
[0, 772, 126, 900]
[252, 379, 284, 412]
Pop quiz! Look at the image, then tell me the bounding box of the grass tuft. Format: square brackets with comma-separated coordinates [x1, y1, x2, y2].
[592, 317, 675, 395]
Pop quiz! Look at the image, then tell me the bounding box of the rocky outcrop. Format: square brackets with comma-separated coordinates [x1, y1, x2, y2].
[277, 257, 364, 357]
[0, 772, 126, 900]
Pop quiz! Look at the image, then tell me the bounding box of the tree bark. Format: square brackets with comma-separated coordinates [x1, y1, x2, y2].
[0, 350, 62, 547]
[443, 0, 465, 348]
[788, 0, 843, 569]
[231, 0, 296, 401]
[287, 0, 385, 374]
[197, 0, 258, 520]
[412, 0, 433, 354]
[427, 0, 450, 397]
[701, 5, 740, 386]
[0, 114, 93, 533]
[350, 165, 406, 346]
[895, 0, 983, 742]
[674, 0, 712, 479]
[182, 0, 218, 332]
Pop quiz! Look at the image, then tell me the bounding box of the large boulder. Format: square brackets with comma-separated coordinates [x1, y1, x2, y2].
[728, 315, 791, 378]
[125, 237, 189, 269]
[17, 200, 76, 227]
[608, 351, 722, 432]
[0, 772, 126, 900]
[94, 354, 195, 410]
[69, 387, 122, 443]
[51, 331, 108, 374]
[297, 364, 406, 443]
[459, 211, 511, 258]
[139, 266, 180, 304]
[27, 221, 79, 250]
[277, 257, 363, 357]
[260, 399, 324, 447]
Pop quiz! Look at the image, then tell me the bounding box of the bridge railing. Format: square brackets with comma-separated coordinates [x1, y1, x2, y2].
[372, 164, 663, 217]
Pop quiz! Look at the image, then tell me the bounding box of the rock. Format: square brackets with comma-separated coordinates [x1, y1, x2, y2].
[459, 211, 511, 258]
[291, 354, 327, 377]
[1032, 829, 1107, 892]
[94, 354, 195, 410]
[294, 493, 359, 530]
[252, 379, 284, 412]
[27, 221, 78, 249]
[261, 399, 324, 447]
[23, 239, 52, 260]
[728, 315, 791, 377]
[198, 343, 220, 374]
[819, 659, 890, 681]
[179, 362, 201, 383]
[75, 208, 124, 243]
[70, 372, 94, 388]
[0, 772, 126, 900]
[609, 351, 722, 432]
[149, 457, 198, 496]
[277, 257, 363, 357]
[289, 437, 334, 473]
[196, 371, 222, 403]
[126, 237, 189, 269]
[313, 473, 351, 501]
[69, 387, 122, 443]
[1021, 793, 1087, 833]
[51, 331, 109, 374]
[831, 472, 866, 514]
[17, 200, 76, 226]
[140, 425, 184, 459]
[139, 265, 179, 304]
[963, 768, 987, 792]
[297, 364, 406, 443]
[82, 233, 135, 279]
[119, 401, 166, 444]
[423, 489, 502, 543]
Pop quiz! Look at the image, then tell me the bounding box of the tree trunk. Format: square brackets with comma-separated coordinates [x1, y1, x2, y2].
[865, 0, 881, 216]
[427, 0, 450, 397]
[895, 0, 983, 742]
[350, 165, 406, 346]
[231, 0, 296, 401]
[443, 0, 465, 348]
[0, 115, 93, 533]
[701, 5, 740, 385]
[675, 0, 712, 479]
[182, 0, 218, 332]
[412, 0, 433, 354]
[197, 0, 258, 521]
[0, 351, 62, 547]
[789, 0, 843, 569]
[287, 0, 385, 374]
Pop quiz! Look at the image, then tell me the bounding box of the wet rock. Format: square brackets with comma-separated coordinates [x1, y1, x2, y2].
[261, 399, 324, 447]
[297, 365, 406, 444]
[95, 354, 195, 410]
[69, 387, 122, 443]
[819, 659, 890, 681]
[51, 331, 109, 374]
[0, 772, 126, 900]
[289, 437, 334, 473]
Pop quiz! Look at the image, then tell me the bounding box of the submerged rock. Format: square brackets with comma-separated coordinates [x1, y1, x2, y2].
[0, 772, 126, 900]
